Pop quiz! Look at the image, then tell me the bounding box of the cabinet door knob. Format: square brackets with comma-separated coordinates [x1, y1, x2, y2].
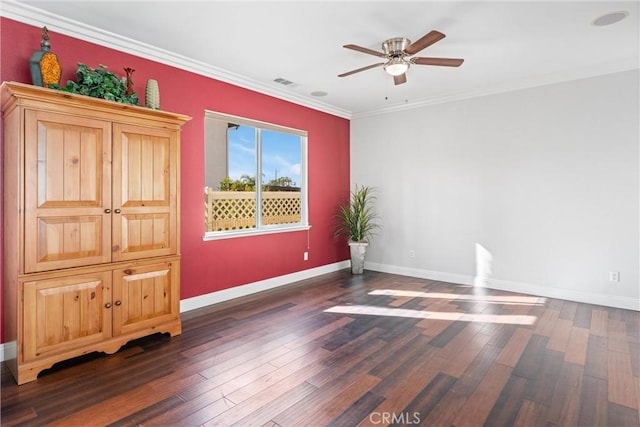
[105, 303, 112, 309]
[104, 209, 111, 214]
[115, 300, 122, 306]
[114, 209, 121, 214]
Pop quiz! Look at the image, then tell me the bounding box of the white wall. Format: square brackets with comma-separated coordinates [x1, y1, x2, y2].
[351, 70, 639, 310]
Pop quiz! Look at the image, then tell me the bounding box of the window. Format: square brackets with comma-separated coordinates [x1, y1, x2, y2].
[204, 111, 308, 239]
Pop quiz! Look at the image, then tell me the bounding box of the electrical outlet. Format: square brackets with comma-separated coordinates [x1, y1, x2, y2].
[303, 251, 309, 261]
[609, 271, 620, 282]
[409, 250, 415, 258]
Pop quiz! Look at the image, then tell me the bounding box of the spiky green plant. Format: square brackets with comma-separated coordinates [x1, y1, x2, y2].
[335, 185, 380, 243]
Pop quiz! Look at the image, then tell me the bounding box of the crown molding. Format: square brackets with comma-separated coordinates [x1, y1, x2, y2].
[1, 1, 352, 119]
[352, 59, 640, 119]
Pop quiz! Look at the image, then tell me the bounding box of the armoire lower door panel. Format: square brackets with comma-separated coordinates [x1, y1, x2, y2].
[112, 260, 180, 337]
[22, 271, 112, 362]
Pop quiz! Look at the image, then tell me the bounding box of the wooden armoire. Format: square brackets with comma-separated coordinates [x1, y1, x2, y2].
[1, 82, 190, 384]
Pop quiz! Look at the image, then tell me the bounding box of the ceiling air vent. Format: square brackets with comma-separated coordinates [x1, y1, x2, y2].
[273, 77, 298, 88]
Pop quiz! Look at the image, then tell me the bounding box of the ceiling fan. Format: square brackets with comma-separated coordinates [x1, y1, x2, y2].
[338, 30, 464, 85]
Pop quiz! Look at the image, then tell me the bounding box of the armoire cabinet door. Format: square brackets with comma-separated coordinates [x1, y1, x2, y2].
[112, 261, 180, 336]
[24, 110, 113, 273]
[111, 124, 178, 261]
[22, 271, 113, 361]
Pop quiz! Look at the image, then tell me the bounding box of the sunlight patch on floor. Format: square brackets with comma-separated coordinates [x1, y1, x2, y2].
[324, 305, 537, 325]
[368, 289, 546, 306]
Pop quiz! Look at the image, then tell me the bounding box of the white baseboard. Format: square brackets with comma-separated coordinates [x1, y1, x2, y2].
[365, 262, 474, 287]
[0, 341, 16, 364]
[180, 260, 350, 313]
[365, 262, 640, 311]
[479, 276, 640, 311]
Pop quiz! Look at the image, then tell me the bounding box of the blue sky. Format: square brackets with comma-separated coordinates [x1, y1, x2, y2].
[228, 125, 302, 186]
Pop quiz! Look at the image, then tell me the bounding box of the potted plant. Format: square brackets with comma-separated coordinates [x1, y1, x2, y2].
[51, 63, 139, 105]
[335, 185, 380, 274]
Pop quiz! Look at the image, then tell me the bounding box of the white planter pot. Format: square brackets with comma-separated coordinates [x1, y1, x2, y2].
[348, 241, 368, 274]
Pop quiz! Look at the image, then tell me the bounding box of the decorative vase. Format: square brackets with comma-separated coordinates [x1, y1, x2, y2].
[145, 79, 160, 109]
[124, 67, 135, 96]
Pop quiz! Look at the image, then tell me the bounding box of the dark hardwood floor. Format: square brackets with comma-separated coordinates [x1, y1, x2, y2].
[2, 270, 639, 426]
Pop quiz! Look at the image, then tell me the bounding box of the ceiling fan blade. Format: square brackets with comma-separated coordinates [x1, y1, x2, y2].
[343, 44, 386, 58]
[411, 57, 464, 67]
[394, 73, 407, 85]
[338, 63, 384, 77]
[404, 30, 446, 55]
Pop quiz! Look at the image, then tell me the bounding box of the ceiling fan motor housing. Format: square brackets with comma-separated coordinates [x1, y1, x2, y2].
[382, 37, 411, 57]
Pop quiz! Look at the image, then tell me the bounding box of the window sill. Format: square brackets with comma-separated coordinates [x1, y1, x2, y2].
[202, 224, 311, 241]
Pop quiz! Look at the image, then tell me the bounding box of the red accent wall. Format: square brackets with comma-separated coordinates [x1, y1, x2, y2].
[0, 18, 350, 343]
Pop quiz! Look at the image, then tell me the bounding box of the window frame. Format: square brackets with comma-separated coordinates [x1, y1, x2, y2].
[203, 110, 309, 241]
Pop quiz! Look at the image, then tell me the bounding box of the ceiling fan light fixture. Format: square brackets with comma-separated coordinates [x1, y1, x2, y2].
[384, 58, 409, 76]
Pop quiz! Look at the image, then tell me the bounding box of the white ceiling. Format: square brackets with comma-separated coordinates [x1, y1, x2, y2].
[8, 1, 640, 118]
